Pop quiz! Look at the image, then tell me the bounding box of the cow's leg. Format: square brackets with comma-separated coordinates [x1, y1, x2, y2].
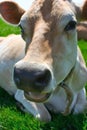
[73, 88, 87, 114]
[15, 90, 51, 122]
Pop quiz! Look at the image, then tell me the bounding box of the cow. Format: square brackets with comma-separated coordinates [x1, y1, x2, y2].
[77, 22, 87, 40]
[0, 37, 5, 42]
[0, 0, 87, 122]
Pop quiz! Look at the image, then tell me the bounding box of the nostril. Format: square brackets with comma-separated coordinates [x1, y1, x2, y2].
[13, 63, 51, 92]
[14, 67, 21, 86]
[35, 69, 51, 87]
[14, 77, 20, 86]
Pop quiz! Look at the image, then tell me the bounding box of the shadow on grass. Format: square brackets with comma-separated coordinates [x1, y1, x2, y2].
[0, 87, 16, 107]
[41, 113, 87, 130]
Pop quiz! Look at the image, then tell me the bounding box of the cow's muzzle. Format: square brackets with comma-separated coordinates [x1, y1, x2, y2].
[14, 62, 51, 102]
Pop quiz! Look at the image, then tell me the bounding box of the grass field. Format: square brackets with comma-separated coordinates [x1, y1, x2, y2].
[0, 18, 87, 130]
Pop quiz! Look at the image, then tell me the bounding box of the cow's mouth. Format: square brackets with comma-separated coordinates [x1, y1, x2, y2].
[24, 91, 51, 102]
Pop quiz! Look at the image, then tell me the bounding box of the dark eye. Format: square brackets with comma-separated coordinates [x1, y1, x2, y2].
[18, 24, 25, 39]
[64, 21, 77, 31]
[19, 24, 24, 35]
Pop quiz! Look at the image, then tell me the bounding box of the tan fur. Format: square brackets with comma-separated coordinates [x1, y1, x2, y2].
[77, 22, 87, 40]
[0, 37, 5, 43]
[0, 0, 87, 122]
[82, 0, 87, 20]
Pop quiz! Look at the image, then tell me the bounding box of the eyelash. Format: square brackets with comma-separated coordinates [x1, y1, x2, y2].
[19, 24, 24, 34]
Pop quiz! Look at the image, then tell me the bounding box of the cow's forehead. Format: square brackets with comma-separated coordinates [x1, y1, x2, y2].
[20, 0, 76, 34]
[21, 0, 75, 21]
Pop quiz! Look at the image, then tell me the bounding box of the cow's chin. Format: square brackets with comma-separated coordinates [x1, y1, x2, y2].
[24, 91, 51, 103]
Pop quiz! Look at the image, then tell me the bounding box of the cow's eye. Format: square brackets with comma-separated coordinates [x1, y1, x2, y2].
[64, 21, 77, 31]
[19, 24, 24, 36]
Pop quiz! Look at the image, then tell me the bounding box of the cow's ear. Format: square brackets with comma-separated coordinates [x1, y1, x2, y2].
[0, 1, 25, 25]
[73, 0, 87, 21]
[81, 0, 87, 20]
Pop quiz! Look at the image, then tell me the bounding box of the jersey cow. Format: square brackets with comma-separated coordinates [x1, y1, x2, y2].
[77, 22, 87, 40]
[0, 0, 87, 122]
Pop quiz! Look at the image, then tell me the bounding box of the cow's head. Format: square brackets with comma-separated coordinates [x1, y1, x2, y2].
[0, 0, 87, 102]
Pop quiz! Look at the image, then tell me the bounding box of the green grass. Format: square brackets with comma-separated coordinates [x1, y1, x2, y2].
[78, 40, 87, 65]
[0, 18, 87, 130]
[0, 19, 20, 36]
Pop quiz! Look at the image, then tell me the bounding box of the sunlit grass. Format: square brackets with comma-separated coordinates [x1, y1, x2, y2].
[0, 19, 20, 36]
